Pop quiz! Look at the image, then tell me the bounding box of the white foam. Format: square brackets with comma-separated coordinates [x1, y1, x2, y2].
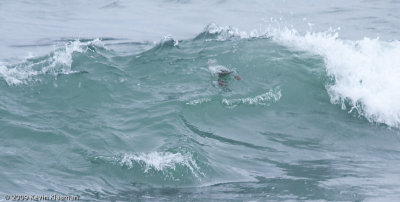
[119, 152, 202, 177]
[271, 27, 400, 127]
[0, 63, 38, 85]
[0, 39, 103, 86]
[186, 98, 212, 106]
[203, 23, 261, 41]
[159, 35, 179, 47]
[222, 88, 282, 107]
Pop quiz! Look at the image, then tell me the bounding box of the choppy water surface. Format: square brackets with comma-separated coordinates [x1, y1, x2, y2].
[1, 0, 400, 201]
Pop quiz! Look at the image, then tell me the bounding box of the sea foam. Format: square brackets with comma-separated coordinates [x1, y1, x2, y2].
[198, 23, 261, 41]
[0, 39, 103, 86]
[222, 88, 282, 107]
[119, 152, 202, 177]
[271, 27, 400, 127]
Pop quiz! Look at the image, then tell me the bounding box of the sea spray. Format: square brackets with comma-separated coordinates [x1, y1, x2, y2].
[270, 27, 400, 127]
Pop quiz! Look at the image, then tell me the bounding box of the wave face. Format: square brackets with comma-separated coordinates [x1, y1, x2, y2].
[1, 22, 400, 201]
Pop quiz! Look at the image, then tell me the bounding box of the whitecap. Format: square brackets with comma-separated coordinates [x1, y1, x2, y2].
[0, 39, 104, 86]
[201, 23, 261, 41]
[119, 152, 202, 177]
[271, 27, 400, 127]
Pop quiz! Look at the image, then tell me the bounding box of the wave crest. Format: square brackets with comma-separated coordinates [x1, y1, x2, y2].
[110, 151, 205, 181]
[120, 152, 198, 172]
[194, 23, 261, 41]
[0, 39, 104, 86]
[271, 27, 400, 127]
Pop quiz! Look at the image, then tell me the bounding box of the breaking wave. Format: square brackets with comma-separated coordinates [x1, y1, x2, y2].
[2, 23, 400, 128]
[0, 39, 104, 85]
[119, 152, 200, 175]
[270, 27, 400, 127]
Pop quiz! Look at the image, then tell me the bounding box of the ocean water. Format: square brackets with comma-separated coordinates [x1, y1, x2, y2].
[1, 0, 400, 201]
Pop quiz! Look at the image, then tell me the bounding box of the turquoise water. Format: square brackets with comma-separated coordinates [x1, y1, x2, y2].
[1, 1, 400, 201]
